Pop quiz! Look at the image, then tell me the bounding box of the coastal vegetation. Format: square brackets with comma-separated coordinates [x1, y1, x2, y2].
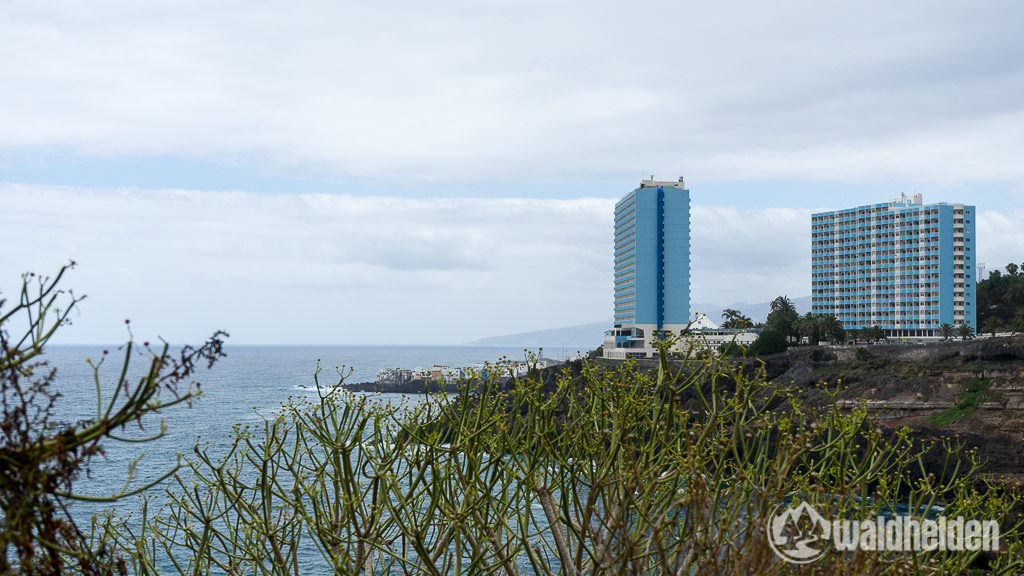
[0, 263, 227, 574]
[104, 344, 1022, 574]
[4, 265, 1024, 574]
[978, 262, 1024, 334]
[719, 308, 754, 330]
[45, 342, 1006, 575]
[736, 295, 846, 356]
[737, 275, 1006, 354]
[928, 378, 992, 427]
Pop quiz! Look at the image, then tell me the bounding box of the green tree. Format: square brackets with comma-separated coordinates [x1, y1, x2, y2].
[795, 313, 817, 344]
[747, 329, 787, 356]
[793, 313, 844, 345]
[820, 314, 845, 344]
[766, 296, 799, 342]
[978, 261, 1024, 332]
[720, 308, 753, 330]
[851, 326, 883, 342]
[982, 317, 1001, 337]
[957, 323, 975, 341]
[940, 322, 954, 341]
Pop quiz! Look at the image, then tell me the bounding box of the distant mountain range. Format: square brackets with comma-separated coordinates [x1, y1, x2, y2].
[463, 296, 812, 348]
[465, 321, 611, 349]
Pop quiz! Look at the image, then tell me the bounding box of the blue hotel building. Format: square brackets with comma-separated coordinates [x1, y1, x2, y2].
[604, 178, 690, 358]
[811, 194, 976, 338]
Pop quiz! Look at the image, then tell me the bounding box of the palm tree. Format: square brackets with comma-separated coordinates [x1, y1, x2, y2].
[957, 323, 974, 341]
[770, 295, 796, 316]
[792, 313, 844, 345]
[721, 308, 753, 330]
[940, 323, 954, 341]
[767, 296, 799, 342]
[820, 314, 845, 344]
[809, 315, 822, 344]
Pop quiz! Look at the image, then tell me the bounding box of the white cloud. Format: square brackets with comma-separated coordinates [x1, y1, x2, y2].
[2, 187, 1019, 344]
[690, 206, 812, 305]
[977, 209, 1024, 274]
[2, 1, 1024, 187]
[0, 185, 616, 344]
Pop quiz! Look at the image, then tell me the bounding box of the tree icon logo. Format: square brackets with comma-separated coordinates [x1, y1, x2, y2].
[767, 500, 831, 564]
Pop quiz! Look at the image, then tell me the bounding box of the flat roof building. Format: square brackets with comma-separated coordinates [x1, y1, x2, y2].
[811, 194, 976, 338]
[604, 178, 690, 358]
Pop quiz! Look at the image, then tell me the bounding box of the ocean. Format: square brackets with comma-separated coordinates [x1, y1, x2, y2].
[39, 345, 571, 545]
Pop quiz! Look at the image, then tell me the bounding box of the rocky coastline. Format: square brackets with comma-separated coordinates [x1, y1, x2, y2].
[340, 378, 463, 394]
[344, 337, 1024, 488]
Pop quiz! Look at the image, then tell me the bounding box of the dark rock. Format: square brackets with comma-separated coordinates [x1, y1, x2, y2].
[891, 424, 1024, 477]
[340, 378, 463, 394]
[976, 338, 1024, 362]
[810, 348, 837, 362]
[775, 362, 814, 386]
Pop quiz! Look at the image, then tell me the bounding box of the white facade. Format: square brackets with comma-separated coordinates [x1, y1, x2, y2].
[602, 315, 759, 359]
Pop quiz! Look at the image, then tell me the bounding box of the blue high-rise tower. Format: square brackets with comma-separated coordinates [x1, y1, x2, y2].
[605, 178, 691, 358]
[811, 194, 977, 338]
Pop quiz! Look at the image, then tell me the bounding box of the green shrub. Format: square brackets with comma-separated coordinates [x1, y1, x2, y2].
[101, 345, 1024, 575]
[747, 329, 787, 356]
[898, 362, 925, 380]
[929, 378, 992, 426]
[718, 341, 746, 357]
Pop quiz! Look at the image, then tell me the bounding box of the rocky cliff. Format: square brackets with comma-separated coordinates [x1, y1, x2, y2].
[755, 337, 1024, 478]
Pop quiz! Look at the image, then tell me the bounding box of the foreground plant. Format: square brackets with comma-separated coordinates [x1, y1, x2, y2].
[0, 263, 227, 575]
[106, 338, 1024, 575]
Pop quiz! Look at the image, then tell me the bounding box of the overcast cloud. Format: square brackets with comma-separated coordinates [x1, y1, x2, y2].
[0, 185, 613, 343]
[2, 1, 1023, 343]
[2, 186, 1020, 344]
[3, 1, 1024, 185]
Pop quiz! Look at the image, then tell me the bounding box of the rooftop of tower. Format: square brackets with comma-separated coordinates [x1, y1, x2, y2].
[640, 177, 686, 189]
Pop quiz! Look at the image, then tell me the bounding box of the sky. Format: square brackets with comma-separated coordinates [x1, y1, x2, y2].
[2, 0, 1024, 345]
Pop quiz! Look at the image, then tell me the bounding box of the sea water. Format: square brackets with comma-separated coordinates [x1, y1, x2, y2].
[37, 345, 567, 570]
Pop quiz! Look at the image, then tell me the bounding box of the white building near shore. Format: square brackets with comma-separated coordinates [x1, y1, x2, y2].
[682, 313, 760, 351]
[604, 312, 759, 357]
